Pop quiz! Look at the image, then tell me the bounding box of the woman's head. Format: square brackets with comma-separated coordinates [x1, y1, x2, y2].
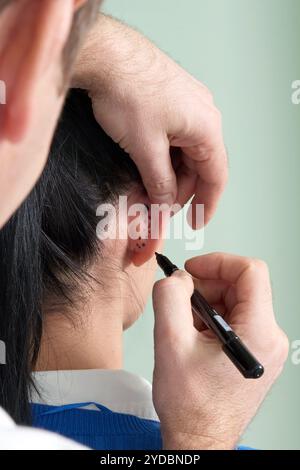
[0, 89, 165, 423]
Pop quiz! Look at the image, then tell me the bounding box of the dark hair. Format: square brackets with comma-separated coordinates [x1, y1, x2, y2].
[0, 89, 141, 424]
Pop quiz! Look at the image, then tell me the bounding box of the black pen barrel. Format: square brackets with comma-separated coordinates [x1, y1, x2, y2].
[155, 252, 264, 379]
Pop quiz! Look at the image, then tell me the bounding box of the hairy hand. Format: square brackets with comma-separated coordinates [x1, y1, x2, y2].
[74, 15, 228, 226]
[152, 253, 289, 449]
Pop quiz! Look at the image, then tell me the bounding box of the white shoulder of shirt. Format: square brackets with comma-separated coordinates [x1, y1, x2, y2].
[31, 369, 159, 422]
[0, 369, 158, 450]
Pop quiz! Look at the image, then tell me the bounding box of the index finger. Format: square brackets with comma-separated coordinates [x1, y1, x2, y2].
[185, 252, 274, 314]
[180, 110, 228, 227]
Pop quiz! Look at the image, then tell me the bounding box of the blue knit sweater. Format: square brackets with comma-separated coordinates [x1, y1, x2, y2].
[32, 402, 162, 450]
[32, 402, 251, 450]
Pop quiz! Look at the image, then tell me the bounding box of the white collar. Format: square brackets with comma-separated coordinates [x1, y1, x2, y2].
[32, 369, 158, 422]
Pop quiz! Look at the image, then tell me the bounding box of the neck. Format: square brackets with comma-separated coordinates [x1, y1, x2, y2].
[36, 286, 124, 372]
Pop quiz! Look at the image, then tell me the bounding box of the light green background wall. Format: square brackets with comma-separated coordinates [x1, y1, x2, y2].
[104, 0, 300, 449]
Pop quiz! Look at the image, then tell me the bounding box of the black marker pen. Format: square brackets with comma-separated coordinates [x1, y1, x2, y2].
[155, 252, 264, 379]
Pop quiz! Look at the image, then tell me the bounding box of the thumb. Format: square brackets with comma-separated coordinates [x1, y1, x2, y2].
[152, 270, 195, 354]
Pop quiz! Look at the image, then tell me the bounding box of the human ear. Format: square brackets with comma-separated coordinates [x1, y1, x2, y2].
[128, 203, 168, 267]
[0, 0, 74, 143]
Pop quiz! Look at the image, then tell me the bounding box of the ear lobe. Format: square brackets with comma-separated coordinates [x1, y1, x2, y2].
[0, 0, 74, 143]
[128, 204, 166, 267]
[130, 236, 161, 267]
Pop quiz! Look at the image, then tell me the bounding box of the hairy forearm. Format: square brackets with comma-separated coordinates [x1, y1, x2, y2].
[162, 431, 237, 451]
[72, 13, 158, 94]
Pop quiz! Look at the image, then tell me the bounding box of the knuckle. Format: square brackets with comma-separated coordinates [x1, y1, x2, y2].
[267, 328, 290, 365]
[153, 279, 166, 296]
[153, 271, 193, 298]
[243, 258, 272, 300]
[199, 108, 223, 144]
[146, 176, 176, 193]
[209, 106, 222, 125]
[153, 277, 178, 295]
[205, 106, 222, 128]
[201, 85, 214, 102]
[247, 257, 269, 276]
[195, 78, 214, 104]
[173, 270, 194, 292]
[214, 107, 222, 123]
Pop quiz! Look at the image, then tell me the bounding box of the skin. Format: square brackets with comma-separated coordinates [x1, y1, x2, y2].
[37, 190, 289, 450]
[37, 255, 161, 371]
[37, 190, 160, 371]
[153, 255, 289, 449]
[0, 0, 288, 450]
[74, 14, 228, 226]
[0, 0, 76, 227]
[0, 7, 227, 230]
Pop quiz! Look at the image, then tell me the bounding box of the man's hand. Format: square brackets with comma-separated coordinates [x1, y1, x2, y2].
[152, 253, 289, 449]
[73, 15, 228, 226]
